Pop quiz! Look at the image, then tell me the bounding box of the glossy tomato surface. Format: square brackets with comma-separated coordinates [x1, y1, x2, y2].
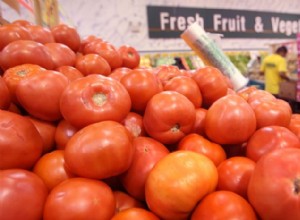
[114, 191, 145, 213]
[248, 148, 300, 220]
[75, 53, 111, 76]
[192, 108, 207, 135]
[56, 65, 84, 81]
[145, 151, 218, 220]
[26, 25, 55, 44]
[112, 208, 160, 220]
[205, 94, 256, 145]
[118, 45, 140, 69]
[0, 110, 43, 169]
[0, 75, 11, 109]
[43, 178, 115, 220]
[64, 121, 134, 179]
[60, 74, 131, 128]
[54, 119, 79, 150]
[143, 91, 196, 144]
[0, 169, 48, 220]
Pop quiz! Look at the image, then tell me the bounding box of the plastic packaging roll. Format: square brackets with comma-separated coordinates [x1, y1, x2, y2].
[181, 23, 249, 91]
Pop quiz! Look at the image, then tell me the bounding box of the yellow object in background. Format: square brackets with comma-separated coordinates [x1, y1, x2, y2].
[34, 0, 59, 27]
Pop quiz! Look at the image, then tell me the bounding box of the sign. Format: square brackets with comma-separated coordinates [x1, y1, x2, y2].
[147, 6, 300, 39]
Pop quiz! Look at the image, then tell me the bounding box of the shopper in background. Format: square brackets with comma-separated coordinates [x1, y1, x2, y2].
[260, 46, 289, 97]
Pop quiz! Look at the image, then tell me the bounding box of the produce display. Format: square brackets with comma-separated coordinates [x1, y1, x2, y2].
[1, 19, 300, 220]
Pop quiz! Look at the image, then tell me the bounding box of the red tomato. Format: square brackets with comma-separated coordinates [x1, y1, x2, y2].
[192, 108, 207, 135]
[205, 94, 256, 144]
[143, 91, 196, 144]
[252, 98, 292, 128]
[120, 68, 163, 112]
[75, 53, 111, 76]
[118, 45, 140, 69]
[122, 112, 146, 137]
[191, 191, 257, 220]
[237, 86, 258, 101]
[112, 208, 160, 220]
[0, 40, 54, 70]
[0, 24, 32, 50]
[164, 75, 202, 108]
[248, 148, 300, 220]
[0, 169, 48, 220]
[27, 116, 56, 153]
[78, 35, 100, 53]
[0, 75, 11, 109]
[289, 114, 300, 139]
[178, 133, 226, 166]
[56, 65, 84, 81]
[43, 178, 115, 220]
[60, 74, 131, 128]
[192, 67, 228, 107]
[154, 65, 184, 86]
[55, 119, 78, 150]
[16, 70, 69, 121]
[246, 126, 300, 162]
[3, 64, 43, 104]
[45, 42, 77, 68]
[7, 102, 21, 114]
[26, 25, 55, 44]
[51, 24, 81, 52]
[64, 121, 134, 179]
[0, 110, 43, 169]
[108, 67, 132, 81]
[247, 89, 276, 108]
[114, 191, 145, 213]
[84, 40, 123, 69]
[145, 151, 218, 220]
[11, 19, 33, 26]
[33, 150, 76, 190]
[217, 157, 256, 199]
[121, 137, 169, 201]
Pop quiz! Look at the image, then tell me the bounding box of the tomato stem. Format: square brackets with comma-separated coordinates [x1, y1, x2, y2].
[170, 123, 180, 133]
[92, 93, 107, 106]
[294, 178, 300, 194]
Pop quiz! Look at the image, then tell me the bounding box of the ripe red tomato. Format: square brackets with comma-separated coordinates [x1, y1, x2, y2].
[192, 108, 207, 135]
[154, 65, 184, 86]
[78, 35, 100, 53]
[33, 150, 76, 190]
[246, 126, 300, 162]
[75, 53, 111, 76]
[11, 19, 33, 27]
[45, 42, 77, 68]
[0, 75, 11, 109]
[7, 102, 21, 114]
[192, 67, 228, 107]
[145, 151, 218, 220]
[247, 89, 276, 108]
[0, 24, 32, 50]
[122, 112, 146, 137]
[43, 178, 116, 220]
[163, 75, 202, 108]
[51, 24, 81, 52]
[191, 191, 257, 220]
[237, 86, 258, 101]
[205, 94, 256, 144]
[118, 45, 140, 69]
[64, 121, 134, 179]
[217, 156, 256, 199]
[3, 64, 43, 104]
[120, 68, 163, 112]
[55, 119, 79, 150]
[60, 74, 131, 128]
[0, 110, 43, 169]
[289, 114, 300, 139]
[84, 40, 123, 69]
[16, 70, 69, 121]
[26, 25, 55, 44]
[114, 191, 145, 213]
[56, 65, 84, 81]
[248, 148, 300, 220]
[178, 133, 226, 166]
[252, 98, 292, 128]
[0, 40, 54, 70]
[0, 169, 48, 220]
[27, 116, 56, 153]
[112, 208, 160, 220]
[108, 67, 132, 81]
[143, 91, 196, 144]
[121, 136, 169, 201]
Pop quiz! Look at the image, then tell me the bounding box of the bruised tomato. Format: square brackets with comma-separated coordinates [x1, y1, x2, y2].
[143, 91, 196, 144]
[122, 112, 146, 137]
[60, 74, 131, 128]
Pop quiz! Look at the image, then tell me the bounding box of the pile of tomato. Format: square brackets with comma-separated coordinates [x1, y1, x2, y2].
[1, 19, 300, 220]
